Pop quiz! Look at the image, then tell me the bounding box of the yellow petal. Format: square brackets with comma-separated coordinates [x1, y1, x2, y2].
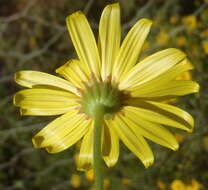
[15, 71, 78, 95]
[119, 48, 186, 90]
[102, 121, 119, 167]
[14, 88, 79, 115]
[109, 114, 154, 168]
[19, 107, 77, 116]
[32, 110, 91, 153]
[56, 59, 90, 89]
[66, 11, 101, 79]
[77, 123, 94, 171]
[128, 58, 194, 92]
[123, 106, 179, 150]
[131, 80, 199, 98]
[125, 100, 194, 132]
[99, 3, 121, 80]
[112, 18, 152, 83]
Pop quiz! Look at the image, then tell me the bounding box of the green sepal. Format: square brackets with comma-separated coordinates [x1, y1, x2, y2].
[81, 82, 122, 118]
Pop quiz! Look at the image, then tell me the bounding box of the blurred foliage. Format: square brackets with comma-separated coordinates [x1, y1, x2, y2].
[0, 0, 208, 189]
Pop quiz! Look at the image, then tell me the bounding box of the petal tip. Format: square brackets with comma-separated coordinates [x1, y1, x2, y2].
[66, 11, 84, 22]
[143, 157, 154, 168]
[32, 135, 44, 148]
[13, 93, 23, 106]
[46, 146, 56, 154]
[14, 71, 25, 85]
[14, 72, 19, 82]
[195, 82, 200, 92]
[107, 2, 120, 9]
[139, 18, 153, 26]
[172, 143, 179, 151]
[55, 60, 72, 74]
[55, 65, 64, 74]
[13, 94, 17, 106]
[170, 48, 186, 56]
[20, 109, 25, 116]
[104, 158, 117, 168]
[187, 128, 194, 133]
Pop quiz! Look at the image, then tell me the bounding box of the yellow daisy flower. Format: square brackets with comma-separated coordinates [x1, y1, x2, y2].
[186, 179, 201, 190]
[13, 3, 199, 171]
[156, 29, 169, 46]
[157, 180, 166, 190]
[70, 174, 81, 188]
[182, 15, 197, 30]
[171, 179, 186, 190]
[202, 40, 208, 54]
[176, 36, 187, 47]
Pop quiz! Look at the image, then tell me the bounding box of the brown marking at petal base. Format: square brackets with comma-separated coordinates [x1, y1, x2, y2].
[33, 136, 44, 148]
[106, 75, 112, 83]
[75, 101, 82, 106]
[90, 72, 96, 80]
[119, 111, 125, 117]
[76, 87, 84, 95]
[77, 109, 84, 114]
[85, 116, 91, 120]
[81, 80, 89, 87]
[110, 114, 116, 121]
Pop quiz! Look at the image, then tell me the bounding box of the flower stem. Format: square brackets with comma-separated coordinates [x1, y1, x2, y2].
[93, 105, 105, 190]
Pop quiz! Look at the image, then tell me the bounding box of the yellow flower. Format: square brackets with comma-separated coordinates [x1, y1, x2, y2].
[191, 45, 199, 57]
[170, 16, 178, 24]
[171, 179, 186, 190]
[200, 29, 208, 38]
[176, 36, 187, 47]
[121, 178, 132, 185]
[203, 136, 208, 149]
[14, 3, 199, 171]
[174, 133, 185, 143]
[202, 40, 208, 54]
[85, 169, 94, 182]
[182, 15, 197, 30]
[104, 178, 110, 189]
[157, 180, 166, 190]
[186, 179, 201, 190]
[70, 174, 81, 188]
[156, 29, 169, 46]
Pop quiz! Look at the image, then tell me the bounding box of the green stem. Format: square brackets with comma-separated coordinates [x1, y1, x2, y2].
[93, 105, 105, 190]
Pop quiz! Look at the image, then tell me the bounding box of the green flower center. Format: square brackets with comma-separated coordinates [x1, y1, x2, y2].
[81, 81, 124, 119]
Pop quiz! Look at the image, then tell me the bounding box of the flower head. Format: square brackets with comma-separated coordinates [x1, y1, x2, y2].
[182, 15, 197, 30]
[171, 179, 186, 190]
[186, 179, 201, 190]
[14, 3, 199, 170]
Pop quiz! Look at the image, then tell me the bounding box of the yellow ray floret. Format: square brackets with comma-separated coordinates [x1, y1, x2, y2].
[14, 88, 79, 115]
[32, 110, 91, 153]
[66, 11, 101, 80]
[56, 59, 90, 89]
[99, 3, 121, 81]
[15, 70, 79, 95]
[108, 114, 154, 168]
[119, 48, 186, 90]
[102, 123, 119, 167]
[123, 106, 179, 150]
[113, 18, 152, 82]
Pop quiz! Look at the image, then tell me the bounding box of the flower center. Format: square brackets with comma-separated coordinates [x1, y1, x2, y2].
[81, 81, 123, 119]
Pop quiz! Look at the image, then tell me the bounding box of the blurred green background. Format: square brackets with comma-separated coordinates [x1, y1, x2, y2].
[0, 0, 208, 189]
